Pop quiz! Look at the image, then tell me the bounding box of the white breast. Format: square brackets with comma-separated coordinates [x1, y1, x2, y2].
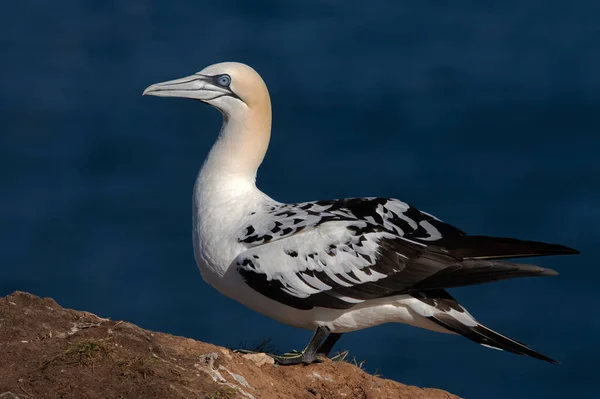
[192, 171, 275, 282]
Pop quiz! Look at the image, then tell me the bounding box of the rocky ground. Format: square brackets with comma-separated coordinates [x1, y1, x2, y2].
[0, 292, 460, 399]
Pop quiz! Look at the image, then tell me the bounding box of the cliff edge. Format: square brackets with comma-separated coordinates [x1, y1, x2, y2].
[0, 292, 460, 399]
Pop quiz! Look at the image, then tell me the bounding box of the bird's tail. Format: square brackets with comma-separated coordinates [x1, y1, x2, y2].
[429, 313, 558, 364]
[413, 290, 558, 364]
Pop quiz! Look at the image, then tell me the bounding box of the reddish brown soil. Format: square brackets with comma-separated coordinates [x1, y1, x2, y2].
[0, 292, 461, 399]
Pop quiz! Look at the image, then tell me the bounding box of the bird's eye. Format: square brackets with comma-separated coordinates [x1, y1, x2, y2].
[216, 74, 231, 87]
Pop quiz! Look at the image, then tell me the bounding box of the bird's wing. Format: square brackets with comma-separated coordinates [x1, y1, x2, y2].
[237, 197, 465, 247]
[235, 219, 559, 310]
[237, 219, 422, 310]
[237, 197, 577, 258]
[235, 197, 576, 310]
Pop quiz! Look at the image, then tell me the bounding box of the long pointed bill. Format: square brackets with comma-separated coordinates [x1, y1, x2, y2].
[142, 74, 230, 101]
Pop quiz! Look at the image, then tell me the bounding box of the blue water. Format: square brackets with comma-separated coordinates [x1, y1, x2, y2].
[1, 1, 599, 397]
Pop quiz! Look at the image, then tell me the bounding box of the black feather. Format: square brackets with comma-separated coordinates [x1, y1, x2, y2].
[434, 235, 579, 260]
[409, 259, 558, 292]
[428, 312, 558, 364]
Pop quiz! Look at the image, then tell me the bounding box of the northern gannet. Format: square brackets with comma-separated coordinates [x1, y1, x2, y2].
[143, 62, 578, 366]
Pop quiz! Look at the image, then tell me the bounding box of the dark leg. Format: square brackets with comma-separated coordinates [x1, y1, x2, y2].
[269, 326, 330, 365]
[317, 332, 343, 357]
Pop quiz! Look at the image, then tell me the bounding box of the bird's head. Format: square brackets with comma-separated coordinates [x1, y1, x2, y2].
[143, 62, 270, 119]
[143, 62, 272, 177]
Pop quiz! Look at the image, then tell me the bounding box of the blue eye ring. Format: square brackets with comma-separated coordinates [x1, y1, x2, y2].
[216, 74, 231, 87]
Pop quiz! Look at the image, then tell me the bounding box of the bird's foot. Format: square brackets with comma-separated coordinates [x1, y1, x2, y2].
[232, 349, 259, 355]
[232, 348, 320, 365]
[268, 351, 323, 365]
[233, 327, 332, 366]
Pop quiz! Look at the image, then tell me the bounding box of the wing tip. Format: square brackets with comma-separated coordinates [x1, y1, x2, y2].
[448, 236, 580, 260]
[563, 247, 580, 256]
[552, 244, 580, 256]
[541, 268, 559, 277]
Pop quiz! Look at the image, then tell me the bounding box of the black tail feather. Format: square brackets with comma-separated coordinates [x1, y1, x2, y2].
[429, 313, 558, 364]
[439, 235, 579, 260]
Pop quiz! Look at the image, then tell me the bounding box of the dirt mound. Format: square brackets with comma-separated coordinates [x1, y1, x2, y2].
[0, 292, 460, 398]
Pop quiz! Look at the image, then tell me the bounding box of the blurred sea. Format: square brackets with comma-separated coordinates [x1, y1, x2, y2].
[1, 1, 599, 398]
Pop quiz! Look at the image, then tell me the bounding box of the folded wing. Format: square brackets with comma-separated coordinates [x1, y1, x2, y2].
[236, 215, 574, 310]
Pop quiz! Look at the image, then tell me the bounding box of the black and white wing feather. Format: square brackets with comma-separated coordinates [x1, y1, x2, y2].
[236, 198, 577, 310]
[238, 197, 464, 246]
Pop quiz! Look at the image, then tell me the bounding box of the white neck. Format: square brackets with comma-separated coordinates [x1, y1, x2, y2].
[192, 101, 273, 277]
[201, 114, 269, 182]
[194, 90, 273, 208]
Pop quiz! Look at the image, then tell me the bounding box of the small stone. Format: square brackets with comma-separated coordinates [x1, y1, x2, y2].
[242, 352, 275, 367]
[198, 352, 219, 368]
[219, 348, 233, 360]
[311, 371, 333, 382]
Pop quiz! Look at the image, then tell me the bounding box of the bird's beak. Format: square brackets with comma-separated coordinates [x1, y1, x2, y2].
[143, 74, 229, 101]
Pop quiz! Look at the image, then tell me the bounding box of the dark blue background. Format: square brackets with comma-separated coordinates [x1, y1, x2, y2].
[2, 1, 598, 398]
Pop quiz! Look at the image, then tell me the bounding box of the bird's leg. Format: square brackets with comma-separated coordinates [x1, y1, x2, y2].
[316, 332, 343, 357]
[269, 326, 330, 365]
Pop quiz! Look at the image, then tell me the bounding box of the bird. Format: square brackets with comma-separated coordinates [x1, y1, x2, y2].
[143, 62, 578, 366]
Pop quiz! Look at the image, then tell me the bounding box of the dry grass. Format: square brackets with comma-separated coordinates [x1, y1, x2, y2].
[38, 338, 111, 370]
[63, 339, 109, 364]
[331, 349, 381, 377]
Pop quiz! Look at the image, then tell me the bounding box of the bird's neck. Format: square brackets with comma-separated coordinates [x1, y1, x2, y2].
[196, 104, 272, 200]
[193, 105, 273, 271]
